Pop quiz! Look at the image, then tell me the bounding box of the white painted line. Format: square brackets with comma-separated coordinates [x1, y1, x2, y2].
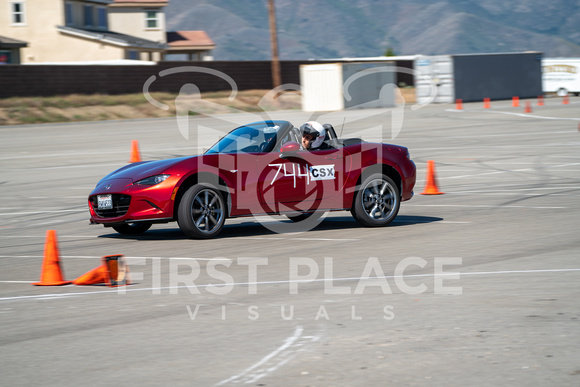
[415, 129, 578, 139]
[441, 163, 580, 180]
[450, 186, 580, 193]
[0, 255, 232, 261]
[444, 108, 580, 121]
[413, 143, 580, 151]
[2, 268, 579, 302]
[467, 162, 577, 165]
[550, 163, 580, 168]
[485, 110, 580, 120]
[217, 326, 319, 385]
[0, 197, 87, 200]
[30, 220, 77, 227]
[446, 192, 580, 197]
[9, 163, 123, 171]
[0, 236, 97, 239]
[406, 204, 566, 209]
[443, 169, 531, 179]
[0, 146, 201, 161]
[547, 155, 580, 159]
[0, 235, 358, 242]
[0, 209, 86, 216]
[28, 197, 81, 199]
[542, 170, 580, 173]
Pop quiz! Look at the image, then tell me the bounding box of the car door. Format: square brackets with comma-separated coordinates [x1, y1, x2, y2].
[256, 146, 351, 214]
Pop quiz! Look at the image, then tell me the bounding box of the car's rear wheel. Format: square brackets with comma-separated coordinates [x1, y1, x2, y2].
[112, 222, 152, 235]
[178, 183, 226, 239]
[351, 173, 400, 227]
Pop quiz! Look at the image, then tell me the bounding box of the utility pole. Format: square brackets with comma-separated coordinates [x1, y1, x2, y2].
[267, 0, 281, 88]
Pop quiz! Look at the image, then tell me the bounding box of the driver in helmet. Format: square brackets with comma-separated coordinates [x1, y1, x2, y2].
[300, 121, 331, 151]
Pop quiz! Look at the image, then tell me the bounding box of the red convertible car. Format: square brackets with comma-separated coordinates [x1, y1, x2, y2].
[88, 120, 416, 238]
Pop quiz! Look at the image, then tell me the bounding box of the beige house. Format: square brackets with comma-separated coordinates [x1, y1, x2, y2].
[0, 0, 214, 63]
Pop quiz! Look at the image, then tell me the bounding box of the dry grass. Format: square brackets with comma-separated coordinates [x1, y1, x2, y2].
[0, 88, 415, 126]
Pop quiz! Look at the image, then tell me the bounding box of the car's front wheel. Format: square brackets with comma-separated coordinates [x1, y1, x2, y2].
[351, 173, 400, 227]
[178, 183, 226, 239]
[112, 222, 152, 235]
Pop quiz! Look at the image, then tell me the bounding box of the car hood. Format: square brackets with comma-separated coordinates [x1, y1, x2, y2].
[99, 156, 191, 183]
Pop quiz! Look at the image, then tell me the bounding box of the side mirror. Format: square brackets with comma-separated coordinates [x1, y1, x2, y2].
[279, 141, 300, 159]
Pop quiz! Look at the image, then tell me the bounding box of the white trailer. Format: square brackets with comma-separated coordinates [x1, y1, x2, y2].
[300, 62, 395, 111]
[542, 58, 580, 96]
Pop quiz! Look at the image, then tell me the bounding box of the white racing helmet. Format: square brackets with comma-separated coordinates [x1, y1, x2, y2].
[300, 121, 326, 149]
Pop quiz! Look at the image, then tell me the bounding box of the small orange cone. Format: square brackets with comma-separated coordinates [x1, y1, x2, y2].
[104, 255, 130, 287]
[421, 160, 444, 195]
[537, 95, 544, 106]
[563, 95, 570, 105]
[455, 99, 463, 110]
[512, 96, 519, 107]
[524, 101, 532, 113]
[32, 230, 72, 286]
[483, 98, 491, 109]
[73, 264, 108, 286]
[129, 140, 142, 163]
[73, 255, 130, 287]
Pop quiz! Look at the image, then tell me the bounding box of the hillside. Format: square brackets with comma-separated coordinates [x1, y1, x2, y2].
[165, 0, 580, 60]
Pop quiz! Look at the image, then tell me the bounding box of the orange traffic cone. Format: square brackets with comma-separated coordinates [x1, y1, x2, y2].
[455, 99, 463, 110]
[73, 264, 108, 286]
[524, 101, 532, 113]
[483, 98, 491, 109]
[32, 230, 72, 286]
[563, 95, 570, 105]
[512, 96, 519, 107]
[537, 95, 544, 106]
[421, 160, 444, 195]
[129, 140, 142, 163]
[73, 255, 130, 287]
[103, 254, 130, 287]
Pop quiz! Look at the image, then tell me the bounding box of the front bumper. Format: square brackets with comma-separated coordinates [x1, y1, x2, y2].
[88, 178, 177, 225]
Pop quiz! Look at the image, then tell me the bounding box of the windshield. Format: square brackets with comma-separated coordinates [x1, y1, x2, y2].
[205, 123, 283, 154]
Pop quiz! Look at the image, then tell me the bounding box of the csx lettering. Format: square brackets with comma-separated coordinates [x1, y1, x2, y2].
[310, 165, 335, 181]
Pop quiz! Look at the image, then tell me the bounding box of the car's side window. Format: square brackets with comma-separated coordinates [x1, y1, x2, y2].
[275, 127, 301, 151]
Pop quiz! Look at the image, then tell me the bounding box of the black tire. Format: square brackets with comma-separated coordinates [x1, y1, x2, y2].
[112, 222, 152, 235]
[286, 211, 325, 223]
[177, 183, 226, 239]
[351, 173, 400, 227]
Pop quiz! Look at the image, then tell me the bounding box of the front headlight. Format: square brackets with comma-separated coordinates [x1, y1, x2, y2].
[134, 174, 170, 185]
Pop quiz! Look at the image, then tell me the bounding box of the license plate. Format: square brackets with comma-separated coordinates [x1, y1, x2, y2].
[97, 194, 113, 210]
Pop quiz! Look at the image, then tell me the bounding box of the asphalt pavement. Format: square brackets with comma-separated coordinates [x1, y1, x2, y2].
[1, 97, 579, 386]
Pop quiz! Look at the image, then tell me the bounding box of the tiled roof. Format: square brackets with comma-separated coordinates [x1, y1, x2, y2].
[111, 0, 168, 5]
[57, 26, 167, 50]
[166, 31, 215, 49]
[0, 35, 28, 47]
